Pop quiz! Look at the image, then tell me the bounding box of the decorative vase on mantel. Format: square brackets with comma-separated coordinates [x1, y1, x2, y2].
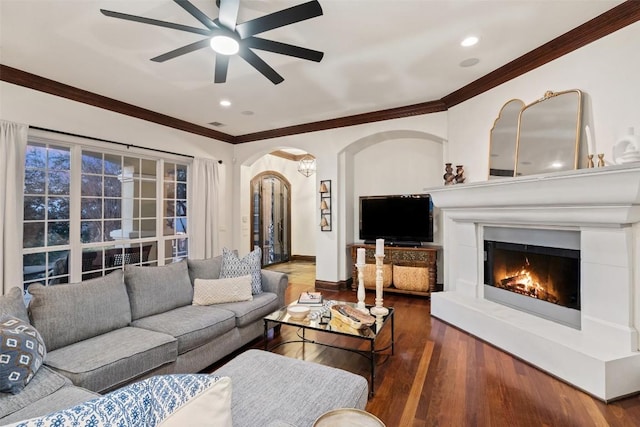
[443, 163, 455, 185]
[454, 165, 466, 184]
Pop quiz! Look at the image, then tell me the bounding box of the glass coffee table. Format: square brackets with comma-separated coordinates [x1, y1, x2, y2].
[263, 300, 394, 397]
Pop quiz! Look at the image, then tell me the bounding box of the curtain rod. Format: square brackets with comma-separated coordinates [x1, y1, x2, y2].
[29, 126, 215, 161]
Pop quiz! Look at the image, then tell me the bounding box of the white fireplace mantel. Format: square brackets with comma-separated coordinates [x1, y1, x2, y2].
[430, 164, 640, 225]
[429, 165, 640, 401]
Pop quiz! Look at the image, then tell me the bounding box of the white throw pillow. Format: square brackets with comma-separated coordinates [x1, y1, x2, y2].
[159, 376, 233, 427]
[192, 275, 253, 305]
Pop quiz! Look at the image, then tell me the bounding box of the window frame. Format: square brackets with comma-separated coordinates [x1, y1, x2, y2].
[23, 131, 192, 287]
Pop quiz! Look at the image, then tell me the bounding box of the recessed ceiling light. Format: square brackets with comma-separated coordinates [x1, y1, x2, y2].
[461, 36, 479, 47]
[220, 99, 231, 107]
[551, 161, 564, 168]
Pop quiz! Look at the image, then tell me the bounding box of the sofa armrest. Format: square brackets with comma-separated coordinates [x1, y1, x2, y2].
[261, 270, 288, 307]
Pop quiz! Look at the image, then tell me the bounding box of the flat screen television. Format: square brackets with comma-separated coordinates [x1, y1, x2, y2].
[359, 194, 433, 246]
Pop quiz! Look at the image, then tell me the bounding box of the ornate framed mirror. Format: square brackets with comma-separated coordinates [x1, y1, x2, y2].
[488, 99, 524, 179]
[515, 89, 583, 176]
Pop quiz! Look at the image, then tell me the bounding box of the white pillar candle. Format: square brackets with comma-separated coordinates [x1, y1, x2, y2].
[585, 124, 595, 156]
[357, 247, 366, 265]
[376, 239, 385, 256]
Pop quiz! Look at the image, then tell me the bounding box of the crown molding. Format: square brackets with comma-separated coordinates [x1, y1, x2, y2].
[2, 1, 639, 144]
[234, 100, 447, 143]
[441, 0, 640, 108]
[0, 64, 235, 143]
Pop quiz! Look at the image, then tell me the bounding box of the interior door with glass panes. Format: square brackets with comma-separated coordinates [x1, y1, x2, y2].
[250, 172, 290, 267]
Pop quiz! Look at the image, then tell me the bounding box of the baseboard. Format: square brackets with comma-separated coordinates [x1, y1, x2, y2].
[315, 278, 352, 291]
[290, 255, 316, 262]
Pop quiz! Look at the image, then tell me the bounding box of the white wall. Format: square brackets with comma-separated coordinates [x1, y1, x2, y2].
[244, 154, 315, 257]
[0, 81, 236, 250]
[447, 21, 640, 183]
[232, 112, 448, 283]
[352, 137, 444, 243]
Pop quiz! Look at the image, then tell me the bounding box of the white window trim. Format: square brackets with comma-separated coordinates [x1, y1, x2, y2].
[24, 129, 192, 284]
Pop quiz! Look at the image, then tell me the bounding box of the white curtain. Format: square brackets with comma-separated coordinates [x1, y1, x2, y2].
[1, 120, 27, 295]
[189, 158, 221, 259]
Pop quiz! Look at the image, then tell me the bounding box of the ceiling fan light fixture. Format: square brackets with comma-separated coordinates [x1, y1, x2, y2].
[210, 35, 240, 55]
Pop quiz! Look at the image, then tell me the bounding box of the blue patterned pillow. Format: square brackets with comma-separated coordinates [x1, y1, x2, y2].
[220, 247, 262, 294]
[0, 316, 46, 394]
[6, 374, 227, 427]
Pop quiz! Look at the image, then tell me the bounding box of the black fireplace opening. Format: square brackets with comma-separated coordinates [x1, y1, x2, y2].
[484, 240, 580, 311]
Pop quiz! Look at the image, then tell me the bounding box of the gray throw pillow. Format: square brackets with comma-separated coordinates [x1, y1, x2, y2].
[220, 247, 262, 294]
[0, 287, 29, 323]
[187, 255, 223, 285]
[124, 259, 193, 320]
[28, 270, 131, 351]
[0, 315, 46, 394]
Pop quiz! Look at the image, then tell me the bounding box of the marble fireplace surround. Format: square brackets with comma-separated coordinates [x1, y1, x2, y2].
[429, 165, 640, 401]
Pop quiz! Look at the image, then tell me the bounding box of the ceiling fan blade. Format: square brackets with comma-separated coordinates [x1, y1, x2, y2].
[173, 0, 219, 30]
[238, 48, 284, 84]
[151, 38, 211, 62]
[245, 37, 323, 62]
[218, 0, 240, 31]
[236, 0, 323, 39]
[214, 55, 230, 83]
[100, 9, 211, 36]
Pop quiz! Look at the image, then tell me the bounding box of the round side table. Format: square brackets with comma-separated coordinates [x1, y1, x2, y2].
[313, 408, 385, 426]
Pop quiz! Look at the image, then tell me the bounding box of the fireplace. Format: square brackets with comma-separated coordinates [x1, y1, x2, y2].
[484, 235, 581, 329]
[428, 166, 640, 401]
[482, 227, 581, 329]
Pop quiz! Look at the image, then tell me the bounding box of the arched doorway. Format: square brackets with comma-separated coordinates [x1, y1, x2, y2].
[250, 171, 291, 266]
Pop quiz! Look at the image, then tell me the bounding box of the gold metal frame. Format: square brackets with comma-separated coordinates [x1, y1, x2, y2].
[488, 98, 525, 179]
[514, 89, 583, 176]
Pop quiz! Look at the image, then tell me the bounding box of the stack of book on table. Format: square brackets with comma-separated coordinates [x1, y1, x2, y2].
[297, 291, 324, 306]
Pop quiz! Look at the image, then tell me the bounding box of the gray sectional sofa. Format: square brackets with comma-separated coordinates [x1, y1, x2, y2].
[1, 256, 289, 424]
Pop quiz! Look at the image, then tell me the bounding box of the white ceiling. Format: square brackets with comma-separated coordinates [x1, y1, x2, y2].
[0, 0, 623, 137]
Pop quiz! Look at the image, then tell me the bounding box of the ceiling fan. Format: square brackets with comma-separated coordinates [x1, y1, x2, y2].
[100, 0, 324, 84]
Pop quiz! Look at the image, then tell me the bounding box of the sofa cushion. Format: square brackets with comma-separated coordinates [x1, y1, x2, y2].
[27, 270, 130, 351]
[131, 305, 236, 355]
[221, 247, 262, 294]
[0, 287, 29, 323]
[0, 365, 92, 420]
[187, 255, 223, 285]
[0, 316, 46, 394]
[193, 275, 253, 306]
[44, 326, 177, 393]
[124, 260, 193, 320]
[214, 350, 369, 427]
[213, 292, 279, 328]
[159, 376, 232, 427]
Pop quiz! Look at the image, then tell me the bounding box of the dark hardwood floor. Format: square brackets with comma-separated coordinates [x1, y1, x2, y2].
[246, 261, 640, 426]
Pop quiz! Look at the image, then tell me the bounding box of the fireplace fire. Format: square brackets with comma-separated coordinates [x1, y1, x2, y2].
[485, 240, 580, 311]
[499, 261, 558, 304]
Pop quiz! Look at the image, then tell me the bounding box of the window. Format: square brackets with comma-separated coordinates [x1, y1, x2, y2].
[23, 143, 71, 286]
[22, 138, 190, 290]
[163, 162, 188, 264]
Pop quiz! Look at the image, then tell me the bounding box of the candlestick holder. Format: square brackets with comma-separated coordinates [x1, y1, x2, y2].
[370, 254, 389, 316]
[355, 262, 368, 314]
[375, 314, 384, 332]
